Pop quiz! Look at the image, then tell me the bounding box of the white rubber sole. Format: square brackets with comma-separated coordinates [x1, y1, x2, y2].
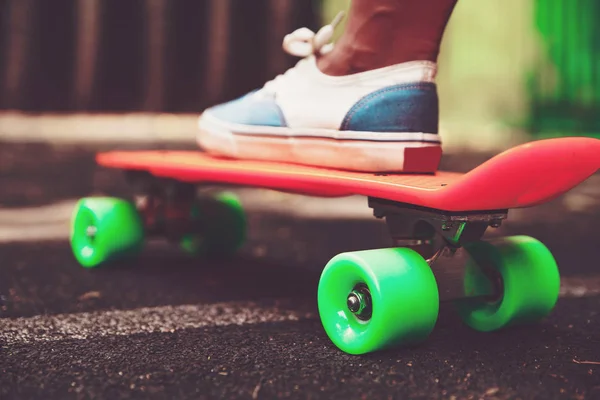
[197, 113, 442, 173]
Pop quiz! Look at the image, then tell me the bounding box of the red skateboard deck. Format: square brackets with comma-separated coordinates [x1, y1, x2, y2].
[97, 137, 600, 212]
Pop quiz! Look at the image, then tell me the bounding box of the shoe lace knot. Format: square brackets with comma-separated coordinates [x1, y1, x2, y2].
[282, 11, 345, 57]
[260, 11, 345, 95]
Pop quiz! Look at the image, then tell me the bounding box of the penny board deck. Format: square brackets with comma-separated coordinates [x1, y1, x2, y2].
[97, 137, 600, 212]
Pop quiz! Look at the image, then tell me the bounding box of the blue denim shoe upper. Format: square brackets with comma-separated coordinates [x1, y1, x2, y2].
[341, 82, 439, 134]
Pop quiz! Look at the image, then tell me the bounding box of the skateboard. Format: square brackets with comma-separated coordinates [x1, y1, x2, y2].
[70, 137, 600, 355]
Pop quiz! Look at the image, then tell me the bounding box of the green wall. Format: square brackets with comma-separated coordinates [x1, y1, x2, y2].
[530, 0, 600, 136]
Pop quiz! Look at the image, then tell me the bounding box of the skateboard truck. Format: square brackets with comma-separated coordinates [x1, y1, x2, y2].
[125, 170, 199, 243]
[369, 197, 508, 302]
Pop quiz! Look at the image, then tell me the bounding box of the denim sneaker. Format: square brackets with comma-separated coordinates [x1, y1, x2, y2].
[197, 13, 442, 172]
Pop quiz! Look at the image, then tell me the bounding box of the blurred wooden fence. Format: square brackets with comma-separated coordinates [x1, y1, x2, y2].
[0, 0, 319, 112]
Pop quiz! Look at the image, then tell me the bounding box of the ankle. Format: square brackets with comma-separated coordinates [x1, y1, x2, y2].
[317, 42, 437, 77]
[315, 0, 456, 77]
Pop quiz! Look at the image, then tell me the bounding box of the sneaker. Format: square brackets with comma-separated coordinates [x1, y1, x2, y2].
[197, 13, 442, 172]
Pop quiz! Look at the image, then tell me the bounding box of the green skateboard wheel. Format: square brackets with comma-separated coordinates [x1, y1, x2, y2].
[455, 235, 560, 331]
[70, 197, 144, 268]
[318, 248, 439, 355]
[180, 192, 247, 257]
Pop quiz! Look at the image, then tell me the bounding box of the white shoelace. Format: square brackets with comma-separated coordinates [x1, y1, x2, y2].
[261, 11, 345, 94]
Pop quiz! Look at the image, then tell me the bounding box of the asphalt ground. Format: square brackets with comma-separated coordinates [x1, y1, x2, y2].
[1, 140, 600, 399]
